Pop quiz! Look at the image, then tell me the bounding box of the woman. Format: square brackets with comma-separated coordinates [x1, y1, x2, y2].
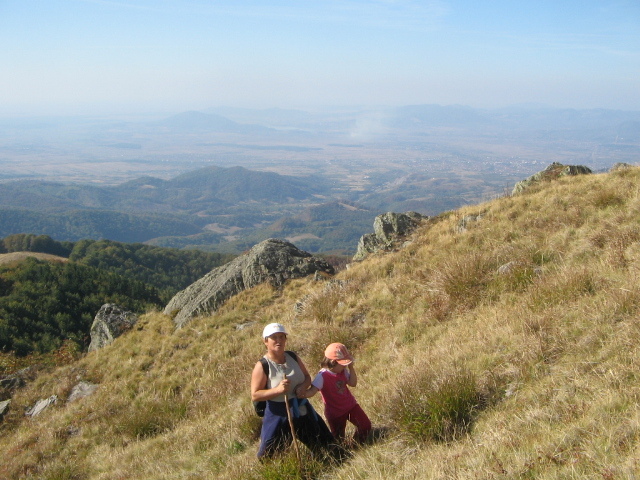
[251, 322, 335, 459]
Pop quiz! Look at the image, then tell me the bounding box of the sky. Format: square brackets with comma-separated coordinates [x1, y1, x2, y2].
[1, 0, 639, 115]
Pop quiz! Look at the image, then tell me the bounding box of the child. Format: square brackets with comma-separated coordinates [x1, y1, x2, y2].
[303, 342, 372, 444]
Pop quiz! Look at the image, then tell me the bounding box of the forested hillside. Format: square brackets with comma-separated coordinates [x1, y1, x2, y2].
[0, 166, 356, 252]
[0, 166, 328, 213]
[67, 239, 233, 293]
[0, 234, 234, 358]
[0, 258, 162, 356]
[190, 201, 378, 255]
[0, 234, 234, 293]
[0, 207, 203, 243]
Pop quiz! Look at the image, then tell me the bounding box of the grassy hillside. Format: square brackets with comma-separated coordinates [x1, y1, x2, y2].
[2, 167, 640, 479]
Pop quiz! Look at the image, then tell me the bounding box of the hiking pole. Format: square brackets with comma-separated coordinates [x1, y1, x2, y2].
[279, 364, 302, 468]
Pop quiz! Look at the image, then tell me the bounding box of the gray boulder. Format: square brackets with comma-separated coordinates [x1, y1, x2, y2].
[512, 162, 592, 195]
[610, 162, 633, 172]
[0, 367, 34, 399]
[88, 304, 138, 352]
[497, 261, 519, 275]
[67, 381, 98, 403]
[0, 399, 10, 421]
[353, 211, 426, 261]
[165, 238, 335, 328]
[26, 395, 57, 417]
[0, 372, 26, 391]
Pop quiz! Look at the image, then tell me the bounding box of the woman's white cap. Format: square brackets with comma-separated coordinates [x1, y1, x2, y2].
[262, 323, 288, 339]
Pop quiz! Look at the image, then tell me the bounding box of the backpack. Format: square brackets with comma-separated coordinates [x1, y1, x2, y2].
[253, 351, 298, 417]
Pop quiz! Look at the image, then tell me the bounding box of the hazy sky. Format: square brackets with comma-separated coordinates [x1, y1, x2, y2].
[2, 0, 639, 115]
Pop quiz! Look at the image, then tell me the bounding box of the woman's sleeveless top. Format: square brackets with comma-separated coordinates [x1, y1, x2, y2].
[264, 352, 306, 409]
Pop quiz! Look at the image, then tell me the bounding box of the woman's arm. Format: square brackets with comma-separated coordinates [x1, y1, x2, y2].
[293, 356, 312, 398]
[250, 361, 289, 402]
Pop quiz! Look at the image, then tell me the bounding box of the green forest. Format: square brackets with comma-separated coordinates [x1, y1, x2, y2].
[0, 258, 162, 356]
[0, 234, 235, 357]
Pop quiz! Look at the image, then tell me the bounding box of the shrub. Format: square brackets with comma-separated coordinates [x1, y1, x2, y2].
[294, 280, 357, 325]
[389, 366, 481, 443]
[527, 267, 601, 312]
[246, 450, 326, 480]
[429, 253, 495, 311]
[591, 189, 625, 209]
[112, 396, 188, 440]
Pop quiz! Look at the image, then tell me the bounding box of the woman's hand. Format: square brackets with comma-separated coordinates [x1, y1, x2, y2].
[278, 377, 290, 395]
[294, 384, 306, 398]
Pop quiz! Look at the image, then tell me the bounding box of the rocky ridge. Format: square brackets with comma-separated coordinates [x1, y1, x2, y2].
[164, 238, 335, 328]
[353, 211, 427, 261]
[511, 162, 592, 194]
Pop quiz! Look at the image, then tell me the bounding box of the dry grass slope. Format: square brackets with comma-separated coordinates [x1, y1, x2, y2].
[2, 167, 640, 479]
[0, 252, 68, 265]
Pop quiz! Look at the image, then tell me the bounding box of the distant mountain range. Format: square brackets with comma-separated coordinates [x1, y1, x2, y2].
[206, 103, 640, 137]
[0, 165, 329, 214]
[1, 104, 638, 253]
[153, 111, 274, 135]
[0, 165, 372, 253]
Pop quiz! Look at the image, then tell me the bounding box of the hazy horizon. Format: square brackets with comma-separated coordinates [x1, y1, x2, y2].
[2, 1, 639, 117]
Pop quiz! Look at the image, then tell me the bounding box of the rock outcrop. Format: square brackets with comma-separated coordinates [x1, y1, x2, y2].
[610, 162, 633, 172]
[0, 367, 35, 406]
[0, 399, 10, 421]
[88, 304, 138, 352]
[26, 395, 57, 417]
[164, 238, 335, 328]
[512, 162, 592, 195]
[67, 381, 98, 403]
[353, 211, 426, 261]
[0, 370, 27, 391]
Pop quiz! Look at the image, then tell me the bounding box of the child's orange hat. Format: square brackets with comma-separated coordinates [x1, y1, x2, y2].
[324, 343, 353, 366]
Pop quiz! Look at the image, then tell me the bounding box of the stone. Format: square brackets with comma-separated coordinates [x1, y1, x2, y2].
[497, 261, 519, 275]
[88, 304, 138, 352]
[26, 395, 57, 417]
[67, 381, 98, 403]
[164, 238, 334, 328]
[512, 162, 592, 195]
[610, 162, 633, 172]
[0, 399, 10, 420]
[353, 211, 426, 261]
[456, 214, 483, 233]
[0, 374, 25, 390]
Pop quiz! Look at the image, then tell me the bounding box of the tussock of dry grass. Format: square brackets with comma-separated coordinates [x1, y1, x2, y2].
[2, 168, 640, 479]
